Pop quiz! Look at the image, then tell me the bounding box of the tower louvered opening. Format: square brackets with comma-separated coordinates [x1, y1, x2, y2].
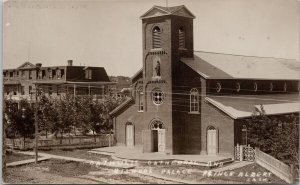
[179, 27, 185, 49]
[153, 26, 162, 49]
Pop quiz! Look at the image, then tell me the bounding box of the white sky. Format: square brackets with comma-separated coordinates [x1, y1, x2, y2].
[3, 0, 299, 76]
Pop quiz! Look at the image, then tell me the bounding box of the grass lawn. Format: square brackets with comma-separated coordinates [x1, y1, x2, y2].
[6, 151, 35, 163]
[4, 159, 103, 184]
[42, 148, 113, 162]
[4, 159, 173, 184]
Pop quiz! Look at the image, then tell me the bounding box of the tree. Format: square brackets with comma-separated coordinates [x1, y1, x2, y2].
[89, 99, 105, 141]
[38, 95, 56, 138]
[52, 95, 74, 144]
[6, 99, 35, 148]
[246, 105, 299, 166]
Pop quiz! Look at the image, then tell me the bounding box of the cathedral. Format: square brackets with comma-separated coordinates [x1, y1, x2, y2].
[109, 5, 300, 156]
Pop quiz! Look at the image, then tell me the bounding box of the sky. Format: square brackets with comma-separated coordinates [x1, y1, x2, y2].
[3, 0, 299, 77]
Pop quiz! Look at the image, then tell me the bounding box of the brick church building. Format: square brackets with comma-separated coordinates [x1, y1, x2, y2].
[109, 5, 300, 156]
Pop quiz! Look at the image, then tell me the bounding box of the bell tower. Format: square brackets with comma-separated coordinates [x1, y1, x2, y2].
[140, 5, 195, 154]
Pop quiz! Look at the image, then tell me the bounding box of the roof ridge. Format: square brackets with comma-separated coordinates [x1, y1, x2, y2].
[194, 50, 298, 61]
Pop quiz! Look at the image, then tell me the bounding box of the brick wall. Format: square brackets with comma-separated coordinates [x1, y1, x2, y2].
[201, 101, 235, 156]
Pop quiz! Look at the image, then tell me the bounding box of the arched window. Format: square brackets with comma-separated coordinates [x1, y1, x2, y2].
[190, 88, 199, 113]
[179, 27, 185, 49]
[138, 87, 144, 112]
[149, 119, 165, 130]
[152, 26, 162, 49]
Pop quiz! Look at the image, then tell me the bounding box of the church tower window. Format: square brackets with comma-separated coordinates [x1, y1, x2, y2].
[152, 26, 162, 49]
[179, 27, 185, 49]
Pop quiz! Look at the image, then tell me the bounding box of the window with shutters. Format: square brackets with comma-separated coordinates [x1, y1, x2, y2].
[179, 27, 185, 49]
[190, 88, 199, 113]
[152, 26, 162, 49]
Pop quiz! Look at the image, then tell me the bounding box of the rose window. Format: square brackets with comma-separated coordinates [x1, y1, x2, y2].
[151, 89, 164, 105]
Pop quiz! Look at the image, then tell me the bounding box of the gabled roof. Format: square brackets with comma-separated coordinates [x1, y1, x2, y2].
[181, 51, 300, 80]
[140, 5, 195, 19]
[205, 93, 300, 119]
[17, 62, 36, 69]
[131, 68, 143, 84]
[109, 97, 134, 116]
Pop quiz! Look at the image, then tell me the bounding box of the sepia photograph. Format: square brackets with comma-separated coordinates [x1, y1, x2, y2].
[2, 0, 300, 184]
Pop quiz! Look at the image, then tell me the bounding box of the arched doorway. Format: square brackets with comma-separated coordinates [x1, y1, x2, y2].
[125, 122, 134, 147]
[150, 120, 165, 153]
[207, 126, 218, 155]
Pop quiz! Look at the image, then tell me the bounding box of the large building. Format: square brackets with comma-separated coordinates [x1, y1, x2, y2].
[109, 5, 300, 156]
[3, 60, 115, 101]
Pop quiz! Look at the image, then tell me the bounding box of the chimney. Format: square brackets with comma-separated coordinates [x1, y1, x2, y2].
[36, 63, 42, 68]
[68, 60, 73, 66]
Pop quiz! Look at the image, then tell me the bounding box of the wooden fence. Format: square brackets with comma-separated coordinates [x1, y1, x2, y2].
[255, 147, 295, 183]
[6, 134, 115, 150]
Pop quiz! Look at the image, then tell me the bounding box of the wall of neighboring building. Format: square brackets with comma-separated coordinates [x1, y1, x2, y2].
[201, 101, 235, 156]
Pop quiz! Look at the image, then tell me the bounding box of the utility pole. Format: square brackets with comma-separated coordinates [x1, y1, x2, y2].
[2, 85, 6, 179]
[34, 84, 39, 164]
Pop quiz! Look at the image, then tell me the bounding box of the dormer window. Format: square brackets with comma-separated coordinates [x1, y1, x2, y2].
[85, 69, 92, 79]
[179, 27, 185, 49]
[29, 70, 32, 79]
[152, 26, 161, 49]
[38, 70, 42, 79]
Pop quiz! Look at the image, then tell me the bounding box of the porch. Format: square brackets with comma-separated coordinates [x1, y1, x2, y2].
[89, 146, 234, 167]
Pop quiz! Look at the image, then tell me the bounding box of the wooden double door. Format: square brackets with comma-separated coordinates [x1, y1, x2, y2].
[153, 129, 165, 153]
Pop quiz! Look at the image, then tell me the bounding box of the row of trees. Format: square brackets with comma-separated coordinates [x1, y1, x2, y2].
[246, 105, 299, 166]
[4, 94, 125, 144]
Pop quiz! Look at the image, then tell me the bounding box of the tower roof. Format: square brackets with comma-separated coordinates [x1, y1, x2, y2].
[140, 5, 195, 19]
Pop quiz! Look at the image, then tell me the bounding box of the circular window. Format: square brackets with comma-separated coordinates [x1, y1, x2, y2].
[151, 89, 165, 105]
[235, 82, 241, 92]
[253, 82, 258, 92]
[150, 120, 165, 130]
[216, 83, 222, 93]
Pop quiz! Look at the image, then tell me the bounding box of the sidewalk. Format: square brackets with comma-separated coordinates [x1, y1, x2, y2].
[7, 157, 51, 167]
[17, 151, 136, 169]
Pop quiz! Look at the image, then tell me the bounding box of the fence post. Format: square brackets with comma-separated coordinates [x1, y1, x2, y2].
[289, 164, 294, 184]
[240, 145, 244, 161]
[108, 134, 111, 147]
